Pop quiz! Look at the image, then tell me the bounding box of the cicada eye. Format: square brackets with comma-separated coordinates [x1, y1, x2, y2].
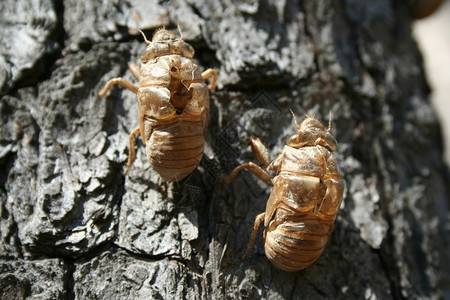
[180, 43, 195, 58]
[286, 133, 300, 147]
[140, 48, 152, 62]
[140, 43, 170, 62]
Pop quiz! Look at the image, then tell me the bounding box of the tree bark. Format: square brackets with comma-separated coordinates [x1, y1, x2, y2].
[1, 0, 449, 299]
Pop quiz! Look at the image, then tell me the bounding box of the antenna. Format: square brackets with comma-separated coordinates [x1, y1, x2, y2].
[177, 23, 184, 40]
[290, 109, 301, 130]
[138, 29, 151, 44]
[327, 111, 332, 132]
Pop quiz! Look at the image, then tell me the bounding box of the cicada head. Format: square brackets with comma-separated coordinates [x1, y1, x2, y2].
[139, 28, 195, 63]
[286, 113, 338, 152]
[152, 28, 178, 42]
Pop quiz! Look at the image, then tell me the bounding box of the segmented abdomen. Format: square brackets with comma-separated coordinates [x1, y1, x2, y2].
[146, 120, 204, 182]
[264, 214, 335, 272]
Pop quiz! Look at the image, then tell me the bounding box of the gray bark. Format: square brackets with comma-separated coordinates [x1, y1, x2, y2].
[1, 0, 449, 299]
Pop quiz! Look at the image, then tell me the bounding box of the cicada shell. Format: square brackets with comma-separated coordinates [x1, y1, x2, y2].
[413, 0, 444, 19]
[221, 114, 344, 271]
[99, 27, 218, 181]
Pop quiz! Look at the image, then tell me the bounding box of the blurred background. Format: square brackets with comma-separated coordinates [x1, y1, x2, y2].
[413, 0, 450, 166]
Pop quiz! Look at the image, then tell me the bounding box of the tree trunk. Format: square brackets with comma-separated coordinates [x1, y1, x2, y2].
[1, 0, 449, 299]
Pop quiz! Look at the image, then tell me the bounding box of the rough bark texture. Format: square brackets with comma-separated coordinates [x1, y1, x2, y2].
[1, 0, 449, 299]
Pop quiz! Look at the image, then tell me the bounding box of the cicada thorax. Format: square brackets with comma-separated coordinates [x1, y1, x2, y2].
[139, 54, 203, 110]
[262, 143, 344, 271]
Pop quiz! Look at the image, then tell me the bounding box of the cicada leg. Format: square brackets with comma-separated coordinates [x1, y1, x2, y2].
[219, 162, 272, 185]
[201, 68, 218, 91]
[128, 63, 140, 81]
[98, 78, 138, 96]
[242, 212, 265, 261]
[247, 137, 271, 168]
[220, 136, 273, 184]
[124, 127, 141, 175]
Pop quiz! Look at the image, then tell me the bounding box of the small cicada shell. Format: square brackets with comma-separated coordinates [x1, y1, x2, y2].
[220, 114, 344, 271]
[413, 0, 444, 19]
[99, 27, 218, 181]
